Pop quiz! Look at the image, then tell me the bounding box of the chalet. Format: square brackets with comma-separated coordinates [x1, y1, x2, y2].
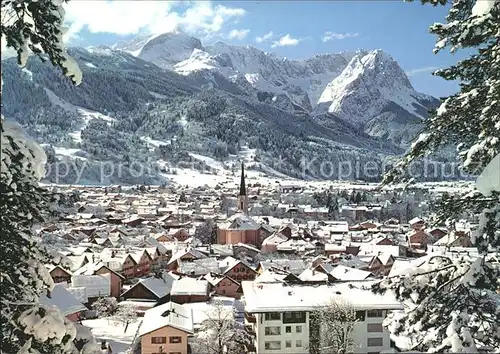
[48, 265, 72, 284]
[370, 236, 394, 246]
[170, 277, 210, 304]
[220, 257, 258, 282]
[409, 230, 433, 249]
[138, 302, 194, 354]
[433, 231, 473, 248]
[121, 272, 178, 303]
[409, 217, 426, 231]
[261, 232, 288, 253]
[169, 228, 191, 242]
[428, 227, 448, 240]
[167, 248, 207, 271]
[122, 215, 144, 227]
[233, 243, 261, 261]
[131, 250, 154, 278]
[204, 272, 242, 299]
[74, 262, 125, 298]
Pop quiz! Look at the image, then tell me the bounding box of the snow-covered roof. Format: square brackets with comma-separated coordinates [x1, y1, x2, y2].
[221, 213, 260, 231]
[171, 277, 209, 296]
[242, 281, 402, 313]
[409, 217, 424, 225]
[66, 286, 88, 304]
[168, 247, 206, 265]
[40, 283, 87, 316]
[388, 256, 430, 277]
[129, 272, 179, 299]
[329, 265, 373, 281]
[139, 302, 194, 336]
[177, 258, 220, 276]
[298, 268, 329, 282]
[71, 273, 111, 298]
[276, 238, 315, 252]
[262, 232, 288, 246]
[258, 259, 307, 275]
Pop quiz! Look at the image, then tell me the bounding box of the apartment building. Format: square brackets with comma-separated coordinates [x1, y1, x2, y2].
[241, 281, 402, 354]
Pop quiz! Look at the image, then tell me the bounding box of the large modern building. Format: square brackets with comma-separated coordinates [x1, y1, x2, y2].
[241, 281, 402, 354]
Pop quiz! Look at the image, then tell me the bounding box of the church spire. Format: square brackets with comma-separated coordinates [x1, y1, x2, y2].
[238, 162, 248, 214]
[239, 161, 246, 196]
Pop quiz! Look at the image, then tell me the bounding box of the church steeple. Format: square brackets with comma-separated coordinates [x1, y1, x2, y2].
[239, 162, 246, 196]
[237, 162, 248, 214]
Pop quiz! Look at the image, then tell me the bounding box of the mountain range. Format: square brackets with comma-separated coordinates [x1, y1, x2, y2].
[2, 32, 442, 185]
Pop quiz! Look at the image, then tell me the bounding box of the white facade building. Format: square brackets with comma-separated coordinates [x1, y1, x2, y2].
[242, 281, 402, 354]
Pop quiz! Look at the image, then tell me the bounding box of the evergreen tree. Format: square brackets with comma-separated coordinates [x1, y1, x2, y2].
[376, 0, 500, 352]
[1, 0, 82, 84]
[1, 1, 97, 352]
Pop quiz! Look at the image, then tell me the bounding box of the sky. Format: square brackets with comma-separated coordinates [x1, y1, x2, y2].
[62, 0, 465, 98]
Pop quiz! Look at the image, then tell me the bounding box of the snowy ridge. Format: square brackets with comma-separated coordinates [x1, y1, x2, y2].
[117, 33, 435, 132]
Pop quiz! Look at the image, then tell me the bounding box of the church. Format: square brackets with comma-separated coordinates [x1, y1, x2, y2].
[217, 163, 262, 247]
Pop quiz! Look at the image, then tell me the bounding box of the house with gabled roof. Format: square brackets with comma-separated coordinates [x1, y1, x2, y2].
[170, 277, 210, 304]
[73, 261, 125, 298]
[204, 272, 242, 299]
[219, 256, 258, 282]
[139, 302, 194, 354]
[40, 283, 87, 322]
[167, 248, 206, 271]
[121, 272, 179, 303]
[48, 264, 72, 284]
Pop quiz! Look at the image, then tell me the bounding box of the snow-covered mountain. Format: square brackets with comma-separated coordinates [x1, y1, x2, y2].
[316, 49, 435, 125]
[114, 33, 438, 147]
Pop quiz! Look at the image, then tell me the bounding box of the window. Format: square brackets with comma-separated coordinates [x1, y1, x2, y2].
[285, 340, 292, 348]
[264, 341, 281, 350]
[169, 336, 182, 344]
[296, 340, 302, 347]
[367, 337, 383, 347]
[367, 323, 384, 332]
[285, 326, 291, 333]
[355, 311, 366, 321]
[265, 326, 281, 335]
[283, 311, 306, 323]
[367, 310, 384, 318]
[296, 325, 302, 333]
[151, 337, 166, 344]
[265, 312, 281, 321]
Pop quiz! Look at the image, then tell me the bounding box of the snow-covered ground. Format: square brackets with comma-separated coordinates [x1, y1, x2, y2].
[82, 318, 141, 354]
[43, 88, 115, 143]
[53, 147, 86, 159]
[140, 136, 171, 150]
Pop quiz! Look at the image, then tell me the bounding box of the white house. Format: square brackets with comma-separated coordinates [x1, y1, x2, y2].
[242, 281, 402, 354]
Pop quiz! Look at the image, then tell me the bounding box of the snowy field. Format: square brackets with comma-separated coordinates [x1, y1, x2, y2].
[82, 318, 142, 354]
